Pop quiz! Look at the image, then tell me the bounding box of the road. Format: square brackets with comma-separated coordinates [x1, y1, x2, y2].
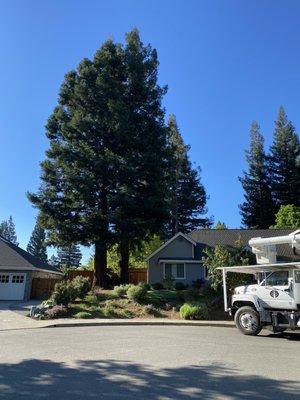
[0, 326, 299, 399]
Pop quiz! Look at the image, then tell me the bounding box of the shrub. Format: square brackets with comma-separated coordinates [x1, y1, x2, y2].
[72, 276, 91, 299]
[127, 284, 147, 303]
[50, 276, 91, 306]
[50, 280, 77, 306]
[179, 302, 209, 320]
[45, 305, 68, 319]
[162, 274, 174, 290]
[140, 282, 151, 291]
[184, 287, 201, 301]
[113, 284, 134, 297]
[144, 304, 161, 317]
[175, 282, 186, 291]
[151, 282, 163, 290]
[74, 311, 92, 319]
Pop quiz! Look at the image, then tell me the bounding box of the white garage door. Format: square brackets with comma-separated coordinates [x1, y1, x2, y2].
[0, 273, 26, 300]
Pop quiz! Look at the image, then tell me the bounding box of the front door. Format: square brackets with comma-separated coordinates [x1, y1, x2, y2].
[256, 270, 295, 310]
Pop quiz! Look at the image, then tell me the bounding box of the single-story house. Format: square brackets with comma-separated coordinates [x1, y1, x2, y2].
[146, 229, 300, 286]
[0, 236, 62, 301]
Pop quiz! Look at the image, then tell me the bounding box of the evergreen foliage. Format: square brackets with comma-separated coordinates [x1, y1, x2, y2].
[269, 107, 300, 207]
[165, 114, 210, 236]
[0, 216, 18, 245]
[57, 245, 82, 268]
[239, 121, 275, 228]
[28, 30, 169, 286]
[27, 218, 47, 261]
[272, 204, 300, 228]
[214, 221, 227, 229]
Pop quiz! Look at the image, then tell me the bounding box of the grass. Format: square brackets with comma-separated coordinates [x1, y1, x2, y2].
[66, 287, 225, 320]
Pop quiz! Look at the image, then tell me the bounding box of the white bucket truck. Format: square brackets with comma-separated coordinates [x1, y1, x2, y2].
[219, 230, 300, 335]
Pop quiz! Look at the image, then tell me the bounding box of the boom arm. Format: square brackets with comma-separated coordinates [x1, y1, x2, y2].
[249, 229, 300, 264]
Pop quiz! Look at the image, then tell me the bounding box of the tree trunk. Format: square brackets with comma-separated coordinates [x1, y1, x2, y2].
[119, 236, 130, 284]
[93, 240, 107, 288]
[93, 188, 109, 288]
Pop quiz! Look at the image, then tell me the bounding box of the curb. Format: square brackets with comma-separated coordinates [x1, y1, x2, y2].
[44, 320, 235, 329]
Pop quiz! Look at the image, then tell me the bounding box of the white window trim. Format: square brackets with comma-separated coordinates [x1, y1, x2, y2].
[163, 262, 186, 280]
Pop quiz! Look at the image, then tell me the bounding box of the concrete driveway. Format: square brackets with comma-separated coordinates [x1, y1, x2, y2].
[0, 301, 44, 330]
[0, 325, 299, 399]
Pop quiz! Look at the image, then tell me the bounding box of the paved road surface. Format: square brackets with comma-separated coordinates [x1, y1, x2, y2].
[0, 326, 299, 399]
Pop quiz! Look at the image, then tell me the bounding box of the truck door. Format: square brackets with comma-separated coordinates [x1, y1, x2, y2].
[256, 270, 295, 310]
[293, 269, 300, 307]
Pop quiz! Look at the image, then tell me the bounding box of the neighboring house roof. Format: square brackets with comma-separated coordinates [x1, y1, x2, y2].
[188, 229, 300, 262]
[0, 236, 61, 274]
[146, 232, 197, 261]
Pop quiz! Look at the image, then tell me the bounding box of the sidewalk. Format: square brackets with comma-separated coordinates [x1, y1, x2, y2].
[0, 308, 234, 331]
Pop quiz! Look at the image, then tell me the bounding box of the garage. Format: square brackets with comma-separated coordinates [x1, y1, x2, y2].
[0, 273, 26, 300]
[0, 236, 62, 301]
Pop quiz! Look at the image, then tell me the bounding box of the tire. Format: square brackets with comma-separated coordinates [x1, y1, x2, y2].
[234, 306, 262, 336]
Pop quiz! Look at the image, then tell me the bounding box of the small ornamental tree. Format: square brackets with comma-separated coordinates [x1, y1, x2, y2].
[203, 240, 255, 292]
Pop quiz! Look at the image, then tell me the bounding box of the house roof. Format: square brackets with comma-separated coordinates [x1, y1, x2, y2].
[146, 232, 196, 261]
[0, 236, 61, 274]
[188, 228, 300, 262]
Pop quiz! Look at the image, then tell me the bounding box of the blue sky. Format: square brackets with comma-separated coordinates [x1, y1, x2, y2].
[1, 1, 300, 261]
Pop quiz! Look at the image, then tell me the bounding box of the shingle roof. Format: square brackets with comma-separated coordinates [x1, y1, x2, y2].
[188, 229, 300, 262]
[0, 236, 61, 274]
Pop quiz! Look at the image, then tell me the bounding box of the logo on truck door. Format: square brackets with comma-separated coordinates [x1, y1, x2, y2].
[270, 290, 279, 298]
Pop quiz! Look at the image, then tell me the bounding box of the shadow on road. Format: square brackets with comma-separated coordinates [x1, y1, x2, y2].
[0, 359, 299, 399]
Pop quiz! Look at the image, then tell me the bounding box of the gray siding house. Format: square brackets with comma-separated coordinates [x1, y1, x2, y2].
[146, 229, 300, 286]
[0, 236, 62, 301]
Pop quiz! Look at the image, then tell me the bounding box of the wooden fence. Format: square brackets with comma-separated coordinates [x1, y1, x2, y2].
[67, 268, 148, 285]
[30, 269, 148, 299]
[128, 268, 147, 284]
[67, 270, 94, 284]
[30, 278, 62, 300]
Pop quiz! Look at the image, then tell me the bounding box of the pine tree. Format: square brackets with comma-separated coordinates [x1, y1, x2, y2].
[57, 245, 82, 268]
[0, 216, 18, 245]
[110, 30, 169, 283]
[269, 107, 300, 207]
[27, 218, 47, 262]
[28, 30, 169, 286]
[215, 221, 227, 229]
[239, 121, 275, 228]
[165, 114, 210, 236]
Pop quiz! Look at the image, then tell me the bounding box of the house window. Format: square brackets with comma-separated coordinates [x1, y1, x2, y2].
[164, 263, 185, 279]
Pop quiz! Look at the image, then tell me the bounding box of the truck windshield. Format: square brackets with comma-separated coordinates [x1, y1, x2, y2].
[261, 271, 289, 286]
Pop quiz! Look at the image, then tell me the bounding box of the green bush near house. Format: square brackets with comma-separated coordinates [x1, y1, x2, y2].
[72, 276, 91, 299]
[113, 284, 134, 297]
[179, 302, 209, 320]
[127, 284, 147, 303]
[50, 276, 91, 306]
[74, 311, 92, 319]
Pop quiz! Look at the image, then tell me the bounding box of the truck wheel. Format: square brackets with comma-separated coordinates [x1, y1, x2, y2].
[234, 306, 262, 336]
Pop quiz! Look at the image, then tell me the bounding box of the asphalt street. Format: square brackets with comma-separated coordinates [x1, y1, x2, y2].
[0, 326, 299, 399]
